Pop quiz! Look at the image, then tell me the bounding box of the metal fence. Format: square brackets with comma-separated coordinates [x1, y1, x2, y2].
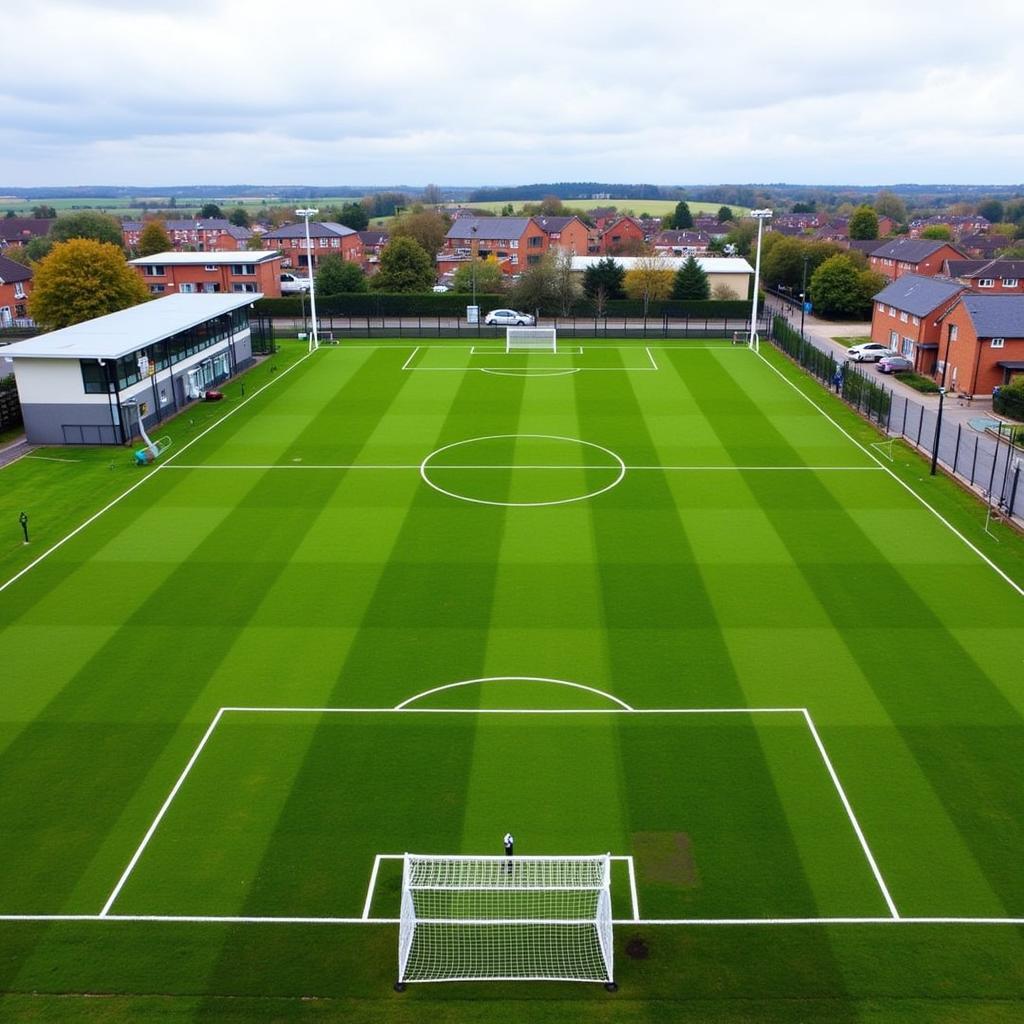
[769, 313, 1023, 523]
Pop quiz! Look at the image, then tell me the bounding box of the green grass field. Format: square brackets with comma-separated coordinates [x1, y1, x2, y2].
[0, 196, 362, 218]
[0, 338, 1022, 1022]
[458, 199, 749, 218]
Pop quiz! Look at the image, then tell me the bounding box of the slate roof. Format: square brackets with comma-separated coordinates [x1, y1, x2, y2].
[0, 217, 55, 243]
[948, 258, 1024, 280]
[357, 231, 389, 246]
[533, 216, 580, 234]
[957, 294, 1024, 337]
[0, 254, 32, 284]
[262, 221, 357, 240]
[872, 273, 966, 317]
[446, 217, 534, 241]
[870, 238, 961, 262]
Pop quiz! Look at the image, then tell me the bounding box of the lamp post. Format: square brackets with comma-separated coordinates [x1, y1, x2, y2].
[799, 255, 810, 337]
[748, 209, 773, 350]
[930, 329, 954, 476]
[471, 224, 478, 311]
[296, 207, 319, 352]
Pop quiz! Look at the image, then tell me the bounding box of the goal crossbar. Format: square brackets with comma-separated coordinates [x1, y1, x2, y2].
[506, 327, 557, 352]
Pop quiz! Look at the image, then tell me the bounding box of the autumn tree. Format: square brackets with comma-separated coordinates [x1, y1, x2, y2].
[421, 183, 444, 206]
[32, 205, 57, 219]
[389, 209, 450, 260]
[920, 225, 953, 241]
[452, 256, 505, 294]
[28, 239, 150, 330]
[874, 190, 907, 223]
[623, 257, 673, 315]
[138, 220, 172, 256]
[49, 211, 124, 248]
[369, 236, 435, 292]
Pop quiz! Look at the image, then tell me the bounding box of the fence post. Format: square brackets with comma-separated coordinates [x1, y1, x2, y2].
[952, 423, 962, 474]
[970, 436, 978, 485]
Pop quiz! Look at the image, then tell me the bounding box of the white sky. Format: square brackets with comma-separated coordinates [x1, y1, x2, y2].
[3, 0, 1022, 188]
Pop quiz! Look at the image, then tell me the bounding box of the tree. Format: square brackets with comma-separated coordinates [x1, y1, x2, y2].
[510, 257, 556, 313]
[920, 225, 953, 241]
[977, 199, 1004, 224]
[725, 219, 758, 258]
[24, 237, 53, 262]
[0, 246, 32, 267]
[49, 211, 123, 248]
[848, 206, 879, 240]
[549, 248, 579, 315]
[792, 201, 816, 213]
[670, 201, 693, 229]
[28, 239, 150, 330]
[228, 207, 251, 228]
[582, 257, 625, 301]
[316, 254, 367, 294]
[540, 195, 565, 216]
[389, 209, 449, 261]
[452, 256, 505, 294]
[137, 220, 172, 256]
[32, 205, 57, 219]
[711, 282, 740, 300]
[874, 190, 907, 223]
[808, 254, 878, 319]
[672, 255, 710, 300]
[422, 183, 443, 206]
[623, 257, 673, 315]
[369, 236, 435, 292]
[717, 206, 734, 223]
[334, 202, 369, 232]
[199, 203, 223, 219]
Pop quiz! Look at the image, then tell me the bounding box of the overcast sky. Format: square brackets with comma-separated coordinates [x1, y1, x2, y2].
[3, 0, 1022, 189]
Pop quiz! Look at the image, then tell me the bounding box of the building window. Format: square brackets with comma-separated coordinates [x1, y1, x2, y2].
[991, 337, 1005, 348]
[527, 254, 541, 265]
[900, 311, 908, 322]
[912, 316, 919, 326]
[1004, 278, 1019, 288]
[890, 330, 899, 346]
[149, 284, 166, 294]
[888, 306, 896, 315]
[230, 264, 255, 275]
[949, 324, 958, 341]
[331, 239, 340, 248]
[179, 283, 196, 293]
[144, 265, 166, 276]
[14, 282, 26, 299]
[319, 238, 328, 248]
[204, 264, 218, 271]
[202, 283, 220, 293]
[509, 240, 518, 249]
[978, 278, 994, 288]
[231, 283, 257, 293]
[528, 236, 543, 247]
[877, 302, 885, 313]
[902, 337, 914, 356]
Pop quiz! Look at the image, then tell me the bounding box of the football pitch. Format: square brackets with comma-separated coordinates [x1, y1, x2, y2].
[1, 339, 1022, 1021]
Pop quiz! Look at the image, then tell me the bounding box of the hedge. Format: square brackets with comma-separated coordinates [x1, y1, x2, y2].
[254, 293, 754, 320]
[994, 383, 1024, 422]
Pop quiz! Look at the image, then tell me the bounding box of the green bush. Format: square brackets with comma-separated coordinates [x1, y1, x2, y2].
[898, 373, 941, 393]
[993, 378, 1024, 421]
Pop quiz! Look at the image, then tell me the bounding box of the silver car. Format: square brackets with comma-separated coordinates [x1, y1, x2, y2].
[846, 341, 895, 362]
[484, 309, 536, 326]
[877, 354, 914, 374]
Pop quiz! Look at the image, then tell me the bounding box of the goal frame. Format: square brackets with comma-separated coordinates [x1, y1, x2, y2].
[397, 852, 614, 988]
[506, 326, 557, 353]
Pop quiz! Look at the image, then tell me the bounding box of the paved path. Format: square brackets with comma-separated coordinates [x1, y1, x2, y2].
[0, 436, 31, 469]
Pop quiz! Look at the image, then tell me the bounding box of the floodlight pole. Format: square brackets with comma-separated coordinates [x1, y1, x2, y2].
[471, 224, 478, 310]
[296, 207, 319, 352]
[748, 209, 773, 351]
[799, 255, 809, 336]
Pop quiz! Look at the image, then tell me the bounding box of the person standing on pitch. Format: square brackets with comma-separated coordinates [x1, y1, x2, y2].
[503, 831, 514, 873]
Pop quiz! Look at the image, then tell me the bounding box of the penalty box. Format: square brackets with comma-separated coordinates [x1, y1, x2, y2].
[403, 345, 658, 372]
[105, 707, 893, 922]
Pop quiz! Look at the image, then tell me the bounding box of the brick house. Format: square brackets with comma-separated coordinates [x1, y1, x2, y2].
[0, 254, 32, 326]
[597, 216, 647, 254]
[936, 294, 1024, 396]
[444, 217, 549, 270]
[868, 238, 967, 281]
[129, 250, 283, 297]
[122, 218, 251, 252]
[869, 274, 967, 374]
[261, 221, 361, 271]
[533, 216, 590, 255]
[958, 233, 1005, 259]
[943, 259, 1024, 293]
[908, 214, 990, 239]
[356, 230, 389, 271]
[652, 230, 711, 255]
[0, 217, 55, 250]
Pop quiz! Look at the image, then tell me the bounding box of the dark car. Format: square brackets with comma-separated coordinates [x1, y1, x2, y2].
[877, 355, 914, 374]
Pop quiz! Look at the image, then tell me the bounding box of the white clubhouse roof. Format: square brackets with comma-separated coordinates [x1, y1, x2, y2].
[569, 256, 753, 274]
[1, 293, 261, 361]
[129, 250, 280, 265]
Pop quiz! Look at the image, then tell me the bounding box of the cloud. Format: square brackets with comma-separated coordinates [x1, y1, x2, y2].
[2, 0, 1023, 186]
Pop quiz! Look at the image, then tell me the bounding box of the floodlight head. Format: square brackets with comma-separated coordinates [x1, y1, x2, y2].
[295, 207, 319, 218]
[750, 209, 773, 220]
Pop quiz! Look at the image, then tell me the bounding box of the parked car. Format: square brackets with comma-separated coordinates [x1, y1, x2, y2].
[877, 354, 914, 374]
[432, 284, 450, 293]
[846, 341, 894, 362]
[484, 309, 535, 326]
[280, 272, 311, 293]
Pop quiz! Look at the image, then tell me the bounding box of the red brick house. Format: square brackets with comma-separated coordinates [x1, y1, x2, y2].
[356, 230, 389, 271]
[444, 217, 548, 270]
[261, 221, 361, 271]
[0, 217, 55, 250]
[652, 230, 711, 255]
[868, 238, 967, 281]
[122, 218, 252, 252]
[597, 216, 647, 254]
[533, 216, 590, 255]
[936, 294, 1024, 396]
[0, 254, 32, 326]
[870, 274, 967, 374]
[129, 251, 283, 297]
[908, 214, 990, 239]
[943, 259, 1024, 294]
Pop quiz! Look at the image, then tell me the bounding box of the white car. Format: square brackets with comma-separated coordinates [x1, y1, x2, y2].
[484, 309, 535, 326]
[846, 341, 894, 362]
[280, 272, 311, 293]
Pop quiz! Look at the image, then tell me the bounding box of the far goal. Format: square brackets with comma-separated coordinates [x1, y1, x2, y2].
[506, 326, 557, 353]
[397, 853, 614, 988]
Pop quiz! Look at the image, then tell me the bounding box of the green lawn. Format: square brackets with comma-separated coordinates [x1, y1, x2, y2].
[456, 199, 748, 218]
[0, 339, 1022, 1021]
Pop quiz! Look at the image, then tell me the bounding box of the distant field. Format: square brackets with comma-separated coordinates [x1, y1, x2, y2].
[459, 199, 749, 219]
[0, 196, 362, 218]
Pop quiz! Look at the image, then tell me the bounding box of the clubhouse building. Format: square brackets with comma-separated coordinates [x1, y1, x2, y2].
[3, 293, 261, 445]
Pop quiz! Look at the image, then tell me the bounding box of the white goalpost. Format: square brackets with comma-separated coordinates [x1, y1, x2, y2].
[397, 853, 615, 989]
[506, 326, 557, 353]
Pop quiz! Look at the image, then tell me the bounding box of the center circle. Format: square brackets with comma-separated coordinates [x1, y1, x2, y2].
[419, 434, 626, 507]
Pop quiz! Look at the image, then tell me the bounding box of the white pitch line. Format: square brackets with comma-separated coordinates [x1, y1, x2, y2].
[400, 346, 420, 370]
[221, 705, 806, 715]
[625, 856, 640, 921]
[162, 463, 882, 472]
[645, 346, 658, 370]
[362, 855, 384, 920]
[22, 455, 82, 463]
[100, 708, 227, 917]
[754, 348, 1024, 597]
[802, 709, 900, 919]
[0, 347, 315, 597]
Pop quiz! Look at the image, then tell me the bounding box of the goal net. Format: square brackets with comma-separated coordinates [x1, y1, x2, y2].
[506, 327, 557, 352]
[398, 854, 613, 986]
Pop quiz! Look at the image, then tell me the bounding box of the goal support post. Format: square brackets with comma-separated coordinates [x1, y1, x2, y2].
[397, 853, 614, 987]
[506, 327, 557, 352]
